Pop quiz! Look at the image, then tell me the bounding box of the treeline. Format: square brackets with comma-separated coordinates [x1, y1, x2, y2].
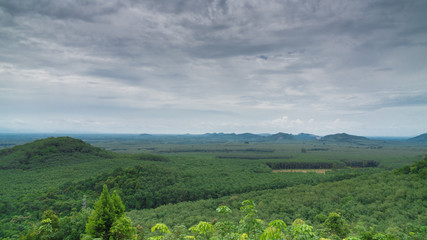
[130, 153, 169, 162]
[266, 161, 343, 169]
[341, 160, 379, 168]
[158, 148, 275, 154]
[266, 160, 379, 170]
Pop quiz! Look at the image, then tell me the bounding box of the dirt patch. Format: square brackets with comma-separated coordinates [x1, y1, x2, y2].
[272, 169, 331, 174]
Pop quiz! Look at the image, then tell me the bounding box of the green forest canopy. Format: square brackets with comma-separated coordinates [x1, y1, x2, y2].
[0, 136, 426, 239]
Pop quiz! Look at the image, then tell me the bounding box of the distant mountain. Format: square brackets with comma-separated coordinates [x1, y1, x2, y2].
[268, 132, 294, 140]
[236, 133, 265, 140]
[200, 133, 266, 142]
[321, 133, 369, 143]
[139, 133, 153, 137]
[201, 133, 236, 139]
[0, 137, 114, 169]
[136, 132, 323, 142]
[408, 133, 427, 143]
[294, 133, 320, 140]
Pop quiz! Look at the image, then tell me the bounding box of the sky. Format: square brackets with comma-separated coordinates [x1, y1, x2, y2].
[1, 0, 427, 136]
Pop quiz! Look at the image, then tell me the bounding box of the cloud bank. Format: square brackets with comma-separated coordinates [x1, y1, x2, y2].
[1, 0, 427, 136]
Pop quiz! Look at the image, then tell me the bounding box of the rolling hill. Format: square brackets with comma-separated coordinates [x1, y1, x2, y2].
[0, 137, 115, 170]
[408, 133, 427, 143]
[320, 133, 370, 143]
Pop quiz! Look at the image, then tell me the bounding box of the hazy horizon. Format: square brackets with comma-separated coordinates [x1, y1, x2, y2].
[1, 1, 427, 136]
[0, 131, 421, 139]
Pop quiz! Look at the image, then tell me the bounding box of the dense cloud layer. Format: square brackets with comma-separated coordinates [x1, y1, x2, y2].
[1, 0, 427, 135]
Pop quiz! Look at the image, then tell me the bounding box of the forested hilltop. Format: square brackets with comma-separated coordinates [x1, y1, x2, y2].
[0, 136, 426, 239]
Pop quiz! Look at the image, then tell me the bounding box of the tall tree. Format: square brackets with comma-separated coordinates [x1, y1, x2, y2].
[111, 190, 125, 217]
[85, 185, 115, 239]
[84, 185, 135, 240]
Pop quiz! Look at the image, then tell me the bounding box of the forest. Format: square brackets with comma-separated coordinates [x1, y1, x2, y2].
[0, 133, 426, 240]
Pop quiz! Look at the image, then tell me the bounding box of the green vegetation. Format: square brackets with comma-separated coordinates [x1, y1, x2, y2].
[84, 185, 135, 240]
[19, 185, 135, 240]
[14, 192, 427, 239]
[320, 133, 369, 144]
[0, 134, 426, 239]
[0, 137, 114, 170]
[128, 169, 427, 239]
[395, 156, 427, 178]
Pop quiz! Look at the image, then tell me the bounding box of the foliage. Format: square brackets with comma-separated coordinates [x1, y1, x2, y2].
[323, 212, 349, 239]
[110, 216, 136, 240]
[0, 137, 114, 170]
[145, 199, 425, 240]
[1, 136, 427, 239]
[395, 156, 427, 178]
[155, 200, 319, 240]
[55, 208, 91, 240]
[19, 209, 89, 240]
[128, 171, 427, 240]
[85, 185, 135, 240]
[189, 222, 215, 239]
[259, 220, 287, 240]
[238, 200, 264, 239]
[149, 223, 171, 240]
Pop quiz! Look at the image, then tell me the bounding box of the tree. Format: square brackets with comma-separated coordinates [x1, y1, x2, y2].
[111, 190, 125, 217]
[37, 219, 54, 240]
[239, 199, 264, 239]
[323, 212, 349, 239]
[55, 208, 91, 240]
[85, 185, 135, 240]
[189, 221, 214, 239]
[149, 223, 171, 240]
[85, 185, 116, 239]
[110, 216, 136, 240]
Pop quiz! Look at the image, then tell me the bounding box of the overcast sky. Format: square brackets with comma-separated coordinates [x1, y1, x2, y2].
[1, 0, 427, 136]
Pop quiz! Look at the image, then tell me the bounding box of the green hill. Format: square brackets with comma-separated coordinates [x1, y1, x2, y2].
[294, 133, 319, 140]
[0, 137, 167, 201]
[0, 137, 114, 169]
[268, 132, 294, 140]
[321, 133, 370, 143]
[408, 133, 427, 143]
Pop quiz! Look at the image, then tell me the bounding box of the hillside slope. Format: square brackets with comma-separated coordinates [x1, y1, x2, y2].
[128, 170, 427, 238]
[408, 133, 427, 143]
[0, 137, 114, 169]
[321, 133, 370, 144]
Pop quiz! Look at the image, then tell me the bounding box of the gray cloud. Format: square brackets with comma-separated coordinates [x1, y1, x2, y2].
[0, 0, 125, 21]
[1, 0, 427, 135]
